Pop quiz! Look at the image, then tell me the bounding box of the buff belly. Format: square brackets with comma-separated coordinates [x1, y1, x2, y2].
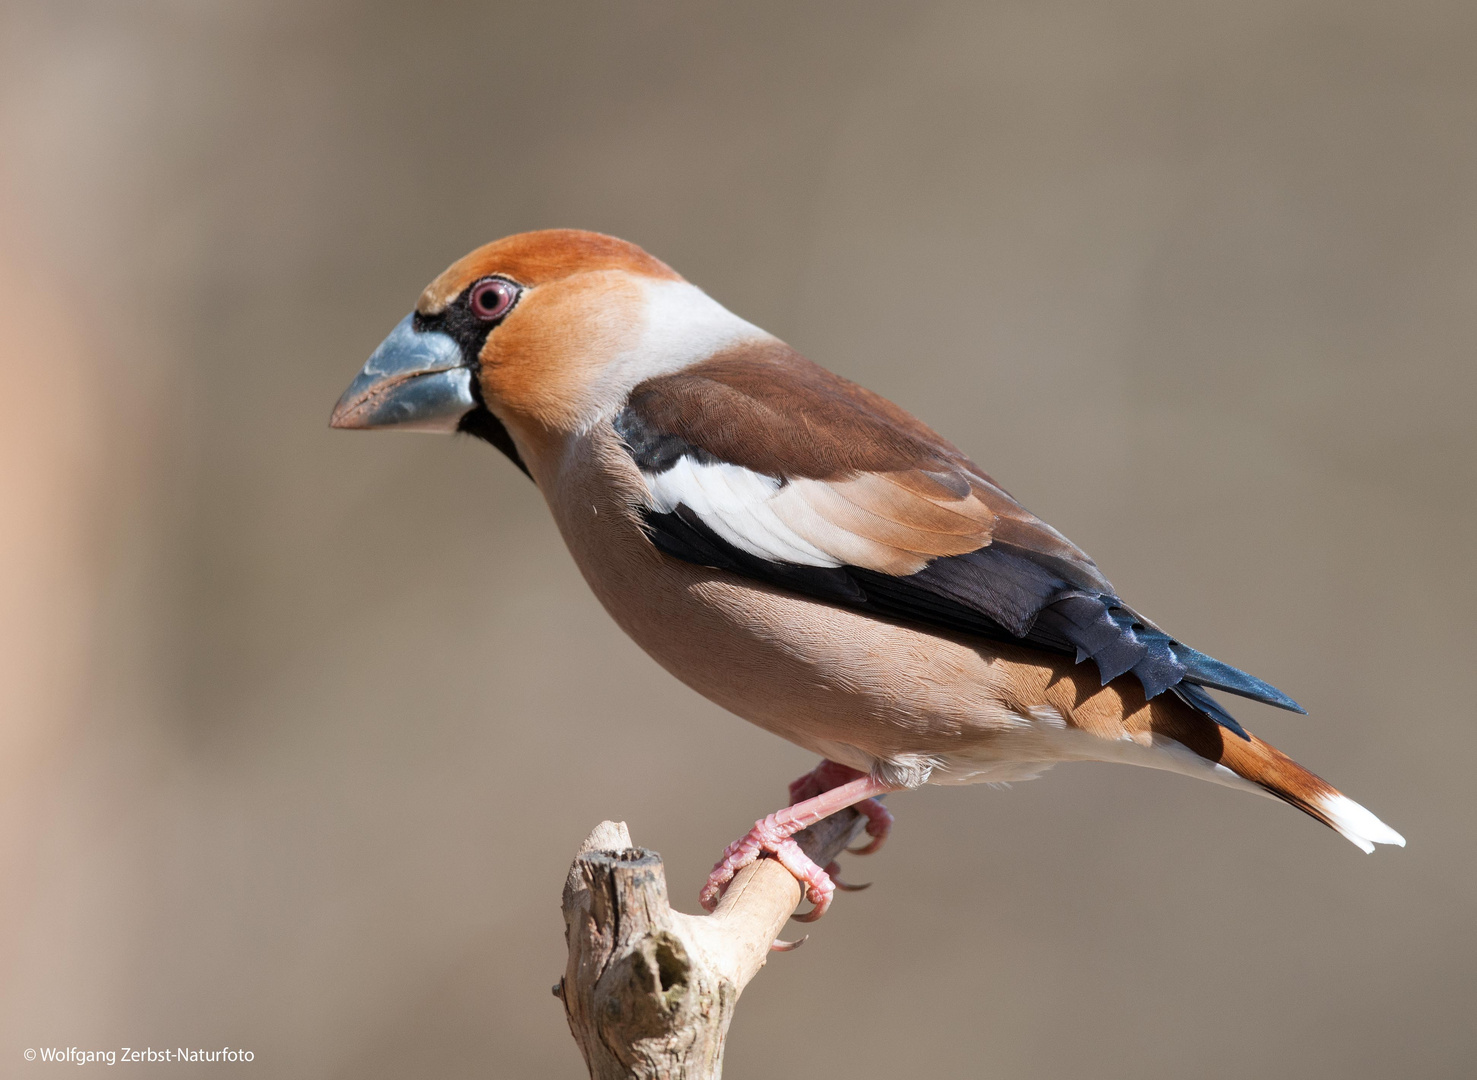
[537, 432, 1264, 799]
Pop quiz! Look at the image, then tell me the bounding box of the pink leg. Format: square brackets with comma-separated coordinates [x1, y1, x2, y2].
[700, 771, 898, 920]
[789, 760, 895, 855]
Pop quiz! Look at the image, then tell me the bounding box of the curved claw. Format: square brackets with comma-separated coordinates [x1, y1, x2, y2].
[824, 861, 872, 892]
[846, 836, 885, 856]
[790, 892, 833, 922]
[770, 934, 809, 952]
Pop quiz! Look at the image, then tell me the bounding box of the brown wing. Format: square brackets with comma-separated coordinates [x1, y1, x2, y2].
[614, 340, 1302, 732]
[622, 341, 1113, 591]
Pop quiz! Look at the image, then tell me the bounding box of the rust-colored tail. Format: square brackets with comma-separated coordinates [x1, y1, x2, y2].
[1217, 732, 1405, 853]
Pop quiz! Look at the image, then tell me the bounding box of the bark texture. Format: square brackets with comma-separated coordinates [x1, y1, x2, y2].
[558, 811, 867, 1080]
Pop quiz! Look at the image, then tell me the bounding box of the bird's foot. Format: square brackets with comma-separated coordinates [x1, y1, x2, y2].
[788, 760, 895, 856]
[699, 813, 837, 918]
[700, 770, 898, 919]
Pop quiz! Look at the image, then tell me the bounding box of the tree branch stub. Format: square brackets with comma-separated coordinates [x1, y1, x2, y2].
[558, 809, 869, 1080]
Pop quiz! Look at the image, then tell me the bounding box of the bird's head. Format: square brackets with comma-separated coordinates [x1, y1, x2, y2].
[330, 229, 766, 478]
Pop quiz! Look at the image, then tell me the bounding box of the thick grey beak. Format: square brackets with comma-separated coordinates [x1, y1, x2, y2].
[329, 314, 476, 432]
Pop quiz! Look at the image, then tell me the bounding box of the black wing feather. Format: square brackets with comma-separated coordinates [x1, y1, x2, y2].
[637, 503, 1302, 741]
[615, 384, 1303, 742]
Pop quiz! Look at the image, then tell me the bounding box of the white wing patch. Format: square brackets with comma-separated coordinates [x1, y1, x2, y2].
[642, 457, 841, 567]
[637, 454, 986, 575]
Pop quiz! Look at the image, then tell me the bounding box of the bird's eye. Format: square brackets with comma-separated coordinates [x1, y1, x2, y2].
[469, 277, 519, 321]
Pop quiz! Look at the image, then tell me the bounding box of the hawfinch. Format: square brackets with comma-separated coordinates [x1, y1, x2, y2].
[331, 229, 1404, 918]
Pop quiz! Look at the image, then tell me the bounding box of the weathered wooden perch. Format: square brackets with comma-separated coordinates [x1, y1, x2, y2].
[557, 809, 869, 1080]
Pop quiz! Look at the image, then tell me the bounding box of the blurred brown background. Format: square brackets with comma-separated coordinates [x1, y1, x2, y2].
[1, 2, 1473, 1077]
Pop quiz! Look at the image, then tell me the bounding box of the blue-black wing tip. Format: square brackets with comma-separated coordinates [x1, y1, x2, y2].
[1172, 683, 1252, 741]
[1175, 645, 1306, 714]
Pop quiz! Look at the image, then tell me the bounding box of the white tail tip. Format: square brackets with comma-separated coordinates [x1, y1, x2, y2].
[1316, 793, 1406, 853]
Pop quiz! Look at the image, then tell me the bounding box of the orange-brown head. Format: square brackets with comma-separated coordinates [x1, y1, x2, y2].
[330, 229, 766, 475]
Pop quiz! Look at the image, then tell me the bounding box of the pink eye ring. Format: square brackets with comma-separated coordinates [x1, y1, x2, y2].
[469, 277, 519, 321]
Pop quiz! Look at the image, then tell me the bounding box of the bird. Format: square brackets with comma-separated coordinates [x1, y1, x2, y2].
[331, 228, 1404, 919]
